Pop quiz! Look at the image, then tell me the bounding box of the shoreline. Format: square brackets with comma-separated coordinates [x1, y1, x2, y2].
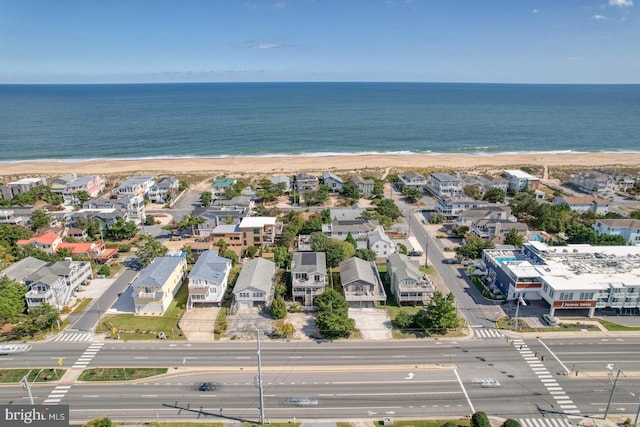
[1, 152, 639, 177]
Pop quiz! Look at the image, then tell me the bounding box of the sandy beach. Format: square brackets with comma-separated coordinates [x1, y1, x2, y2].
[1, 152, 639, 177]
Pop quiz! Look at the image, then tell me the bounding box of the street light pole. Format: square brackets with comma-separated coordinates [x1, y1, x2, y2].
[605, 368, 622, 419]
[256, 330, 265, 425]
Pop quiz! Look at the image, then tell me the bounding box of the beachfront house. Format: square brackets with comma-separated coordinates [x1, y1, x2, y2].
[295, 173, 319, 192]
[148, 176, 179, 204]
[187, 250, 232, 309]
[503, 169, 540, 192]
[132, 252, 187, 315]
[232, 258, 276, 310]
[291, 252, 327, 306]
[351, 176, 375, 197]
[426, 173, 463, 198]
[0, 177, 47, 201]
[398, 171, 427, 191]
[322, 172, 344, 192]
[117, 175, 155, 198]
[271, 175, 292, 193]
[212, 177, 237, 198]
[50, 173, 77, 194]
[63, 175, 106, 204]
[554, 196, 611, 215]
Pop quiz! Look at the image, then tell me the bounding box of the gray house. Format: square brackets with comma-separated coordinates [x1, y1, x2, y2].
[387, 253, 434, 305]
[233, 258, 276, 310]
[187, 250, 232, 309]
[291, 252, 327, 306]
[339, 257, 386, 305]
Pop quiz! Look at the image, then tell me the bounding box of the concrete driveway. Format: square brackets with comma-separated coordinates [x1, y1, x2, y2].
[349, 308, 392, 340]
[179, 307, 219, 341]
[224, 309, 274, 340]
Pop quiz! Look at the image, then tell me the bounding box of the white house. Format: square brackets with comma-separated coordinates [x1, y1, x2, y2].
[593, 219, 640, 245]
[187, 250, 232, 309]
[368, 228, 396, 258]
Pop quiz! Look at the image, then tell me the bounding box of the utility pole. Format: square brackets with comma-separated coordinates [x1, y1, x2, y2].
[20, 371, 34, 405]
[256, 330, 265, 425]
[605, 368, 623, 419]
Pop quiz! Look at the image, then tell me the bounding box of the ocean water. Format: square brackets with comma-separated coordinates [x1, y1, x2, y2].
[0, 82, 639, 162]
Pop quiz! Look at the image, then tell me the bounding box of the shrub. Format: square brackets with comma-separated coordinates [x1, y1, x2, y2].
[441, 422, 460, 427]
[97, 264, 111, 277]
[270, 296, 287, 320]
[471, 411, 491, 427]
[501, 419, 522, 427]
[272, 321, 294, 338]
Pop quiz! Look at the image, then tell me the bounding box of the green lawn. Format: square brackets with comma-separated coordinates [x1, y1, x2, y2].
[72, 297, 94, 314]
[375, 419, 470, 427]
[79, 367, 167, 381]
[496, 316, 600, 332]
[0, 368, 66, 383]
[596, 318, 640, 331]
[97, 280, 189, 340]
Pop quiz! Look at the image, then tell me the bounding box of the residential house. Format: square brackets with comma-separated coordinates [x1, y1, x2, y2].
[322, 219, 381, 249]
[426, 173, 463, 198]
[473, 219, 529, 243]
[66, 227, 88, 241]
[212, 177, 237, 198]
[2, 256, 92, 311]
[117, 175, 155, 198]
[70, 208, 129, 230]
[63, 175, 106, 204]
[132, 252, 187, 315]
[435, 195, 489, 220]
[271, 175, 292, 193]
[322, 172, 344, 192]
[50, 173, 77, 194]
[398, 171, 427, 190]
[291, 252, 327, 306]
[16, 232, 62, 254]
[339, 257, 386, 305]
[554, 196, 611, 215]
[455, 206, 515, 229]
[503, 169, 540, 192]
[368, 228, 396, 258]
[570, 170, 615, 198]
[329, 205, 365, 221]
[56, 241, 118, 262]
[593, 219, 640, 245]
[192, 205, 251, 239]
[387, 253, 434, 305]
[232, 258, 276, 310]
[0, 208, 32, 226]
[351, 176, 374, 197]
[189, 242, 214, 259]
[148, 176, 179, 204]
[295, 173, 319, 192]
[0, 177, 47, 200]
[83, 195, 145, 225]
[212, 195, 254, 210]
[187, 250, 232, 309]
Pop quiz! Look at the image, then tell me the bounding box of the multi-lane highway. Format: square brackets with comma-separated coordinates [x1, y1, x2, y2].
[2, 336, 639, 424]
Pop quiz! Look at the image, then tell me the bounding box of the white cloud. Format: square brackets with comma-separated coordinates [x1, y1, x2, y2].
[591, 14, 608, 20]
[274, 1, 286, 8]
[255, 42, 283, 49]
[532, 9, 539, 14]
[608, 0, 633, 7]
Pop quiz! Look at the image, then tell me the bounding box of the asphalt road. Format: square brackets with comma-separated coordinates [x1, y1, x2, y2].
[3, 336, 640, 423]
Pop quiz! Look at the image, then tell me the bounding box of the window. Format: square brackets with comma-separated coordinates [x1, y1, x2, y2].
[252, 292, 263, 298]
[559, 292, 572, 301]
[314, 274, 322, 282]
[239, 292, 250, 298]
[579, 292, 594, 300]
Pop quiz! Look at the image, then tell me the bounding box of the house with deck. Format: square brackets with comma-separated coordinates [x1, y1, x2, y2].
[386, 253, 434, 305]
[339, 257, 386, 305]
[291, 252, 327, 306]
[187, 250, 232, 309]
[132, 252, 187, 315]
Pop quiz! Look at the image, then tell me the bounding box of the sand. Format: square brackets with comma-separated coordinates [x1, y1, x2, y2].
[1, 152, 639, 177]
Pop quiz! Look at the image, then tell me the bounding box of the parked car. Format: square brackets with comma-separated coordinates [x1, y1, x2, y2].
[408, 250, 423, 257]
[542, 314, 558, 326]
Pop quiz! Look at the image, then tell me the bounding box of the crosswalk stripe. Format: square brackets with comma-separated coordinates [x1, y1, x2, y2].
[473, 328, 505, 338]
[53, 332, 94, 342]
[519, 418, 573, 427]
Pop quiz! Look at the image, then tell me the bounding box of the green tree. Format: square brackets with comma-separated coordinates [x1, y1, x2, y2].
[74, 190, 91, 205]
[270, 296, 287, 320]
[471, 412, 491, 427]
[299, 215, 323, 234]
[303, 185, 330, 206]
[457, 236, 494, 260]
[483, 187, 506, 203]
[310, 232, 330, 252]
[178, 214, 205, 235]
[97, 264, 111, 277]
[16, 302, 59, 338]
[104, 218, 138, 241]
[85, 417, 113, 427]
[463, 185, 481, 199]
[341, 181, 360, 200]
[428, 213, 446, 224]
[0, 276, 27, 324]
[0, 224, 34, 246]
[199, 191, 212, 207]
[345, 232, 357, 249]
[314, 287, 349, 316]
[137, 236, 168, 266]
[144, 215, 155, 226]
[182, 245, 195, 264]
[413, 291, 458, 335]
[630, 210, 640, 220]
[504, 228, 524, 248]
[355, 248, 377, 261]
[325, 239, 356, 268]
[273, 246, 292, 269]
[454, 225, 469, 238]
[30, 208, 52, 231]
[374, 198, 403, 221]
[393, 310, 414, 330]
[402, 187, 423, 203]
[315, 311, 356, 339]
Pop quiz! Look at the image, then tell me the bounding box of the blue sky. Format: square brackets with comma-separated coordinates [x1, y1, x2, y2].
[0, 0, 638, 83]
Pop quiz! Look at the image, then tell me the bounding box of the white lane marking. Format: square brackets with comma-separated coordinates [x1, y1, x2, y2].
[454, 369, 475, 414]
[538, 338, 571, 374]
